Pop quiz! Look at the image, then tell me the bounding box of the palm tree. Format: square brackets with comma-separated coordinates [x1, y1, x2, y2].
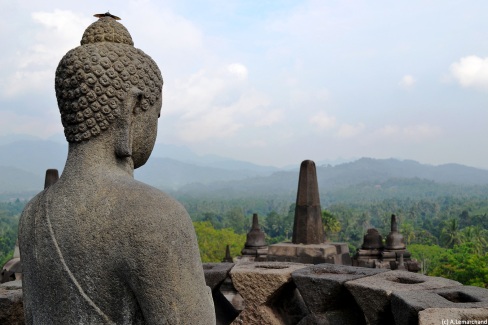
[440, 218, 462, 248]
[461, 226, 488, 255]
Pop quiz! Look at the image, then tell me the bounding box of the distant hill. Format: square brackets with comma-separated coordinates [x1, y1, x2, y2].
[0, 140, 67, 176]
[134, 157, 278, 190]
[0, 166, 42, 193]
[171, 158, 488, 204]
[317, 158, 488, 186]
[3, 137, 488, 202]
[0, 137, 279, 195]
[150, 143, 279, 174]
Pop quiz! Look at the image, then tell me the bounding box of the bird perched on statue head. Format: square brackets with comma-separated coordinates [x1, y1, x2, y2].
[94, 12, 121, 20]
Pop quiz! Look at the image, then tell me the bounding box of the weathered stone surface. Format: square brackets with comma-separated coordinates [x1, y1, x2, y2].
[267, 242, 346, 265]
[292, 264, 387, 314]
[361, 228, 383, 250]
[204, 262, 238, 324]
[334, 243, 350, 254]
[391, 286, 488, 325]
[240, 213, 268, 262]
[244, 213, 266, 248]
[0, 280, 22, 290]
[297, 245, 337, 258]
[44, 168, 59, 189]
[223, 245, 234, 263]
[385, 214, 406, 250]
[0, 285, 24, 325]
[268, 242, 298, 257]
[353, 220, 420, 271]
[297, 310, 367, 325]
[292, 160, 324, 245]
[204, 263, 234, 291]
[418, 307, 488, 325]
[212, 291, 239, 325]
[1, 258, 21, 283]
[19, 14, 214, 325]
[345, 270, 462, 325]
[220, 277, 245, 312]
[230, 262, 308, 325]
[1, 240, 22, 283]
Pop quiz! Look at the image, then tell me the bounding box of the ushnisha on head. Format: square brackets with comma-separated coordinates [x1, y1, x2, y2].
[55, 16, 163, 144]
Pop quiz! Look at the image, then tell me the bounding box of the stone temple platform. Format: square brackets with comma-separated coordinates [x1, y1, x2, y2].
[267, 242, 351, 265]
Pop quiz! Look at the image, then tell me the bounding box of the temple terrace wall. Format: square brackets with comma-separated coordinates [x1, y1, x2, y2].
[2, 262, 487, 325]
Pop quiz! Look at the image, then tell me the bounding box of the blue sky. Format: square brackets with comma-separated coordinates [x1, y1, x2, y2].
[1, 1, 488, 168]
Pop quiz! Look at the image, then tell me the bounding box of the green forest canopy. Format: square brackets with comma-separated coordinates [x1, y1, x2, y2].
[1, 190, 487, 288]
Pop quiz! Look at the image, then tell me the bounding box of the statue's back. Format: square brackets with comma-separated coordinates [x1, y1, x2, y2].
[19, 14, 215, 325]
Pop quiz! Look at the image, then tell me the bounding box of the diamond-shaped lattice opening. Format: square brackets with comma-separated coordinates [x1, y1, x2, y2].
[213, 276, 241, 324]
[266, 282, 307, 325]
[213, 289, 239, 324]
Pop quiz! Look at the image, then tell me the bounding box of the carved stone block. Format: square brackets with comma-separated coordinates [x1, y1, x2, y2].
[267, 242, 347, 266]
[203, 263, 234, 291]
[293, 264, 387, 314]
[391, 285, 488, 325]
[230, 262, 308, 325]
[345, 270, 462, 325]
[0, 281, 24, 325]
[419, 307, 488, 325]
[293, 264, 388, 324]
[204, 263, 238, 325]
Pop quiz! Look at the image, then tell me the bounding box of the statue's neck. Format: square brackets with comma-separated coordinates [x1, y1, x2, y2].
[63, 138, 134, 179]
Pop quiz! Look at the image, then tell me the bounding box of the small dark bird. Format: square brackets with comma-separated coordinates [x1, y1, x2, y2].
[94, 12, 121, 20]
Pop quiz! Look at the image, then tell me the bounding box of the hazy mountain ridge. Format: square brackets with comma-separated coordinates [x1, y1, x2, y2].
[134, 157, 278, 190]
[0, 140, 67, 176]
[319, 158, 488, 186]
[3, 138, 488, 201]
[0, 138, 280, 195]
[172, 158, 488, 201]
[0, 166, 42, 193]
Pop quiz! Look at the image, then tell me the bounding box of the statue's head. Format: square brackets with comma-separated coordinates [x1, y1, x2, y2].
[55, 16, 163, 168]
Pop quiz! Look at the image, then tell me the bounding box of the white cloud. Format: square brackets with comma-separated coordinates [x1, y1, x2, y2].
[123, 4, 204, 56]
[399, 74, 416, 89]
[227, 63, 248, 80]
[163, 63, 273, 143]
[0, 110, 62, 138]
[402, 124, 442, 139]
[266, 1, 355, 40]
[450, 55, 488, 90]
[2, 10, 90, 97]
[31, 10, 89, 43]
[375, 124, 441, 141]
[177, 106, 243, 142]
[255, 109, 283, 127]
[377, 125, 398, 136]
[336, 123, 365, 138]
[309, 111, 336, 130]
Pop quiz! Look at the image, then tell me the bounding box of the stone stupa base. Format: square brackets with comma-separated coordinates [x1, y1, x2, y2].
[266, 242, 351, 265]
[238, 246, 268, 262]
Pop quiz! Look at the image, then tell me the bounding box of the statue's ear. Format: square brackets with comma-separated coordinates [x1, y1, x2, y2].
[114, 87, 143, 158]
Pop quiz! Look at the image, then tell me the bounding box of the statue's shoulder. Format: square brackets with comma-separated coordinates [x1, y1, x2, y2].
[19, 190, 48, 244]
[20, 190, 46, 219]
[116, 178, 184, 207]
[109, 178, 191, 227]
[107, 179, 198, 256]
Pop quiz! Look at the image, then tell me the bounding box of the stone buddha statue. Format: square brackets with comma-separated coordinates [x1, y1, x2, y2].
[19, 15, 215, 324]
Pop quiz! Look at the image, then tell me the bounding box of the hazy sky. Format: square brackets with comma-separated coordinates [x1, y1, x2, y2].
[1, 1, 488, 168]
